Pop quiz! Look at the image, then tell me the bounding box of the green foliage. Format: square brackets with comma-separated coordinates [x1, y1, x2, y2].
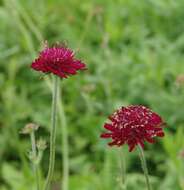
[2, 163, 35, 190]
[0, 0, 184, 189]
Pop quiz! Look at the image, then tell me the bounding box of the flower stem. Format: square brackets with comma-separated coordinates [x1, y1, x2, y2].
[118, 147, 127, 190]
[30, 131, 40, 190]
[138, 145, 152, 190]
[44, 76, 59, 190]
[58, 88, 69, 190]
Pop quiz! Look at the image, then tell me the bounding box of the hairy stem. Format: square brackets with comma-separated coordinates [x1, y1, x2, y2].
[44, 76, 59, 190]
[138, 145, 152, 190]
[30, 131, 40, 190]
[58, 88, 69, 190]
[119, 147, 127, 190]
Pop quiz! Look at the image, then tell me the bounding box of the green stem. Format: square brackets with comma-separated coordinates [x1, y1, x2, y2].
[30, 131, 40, 190]
[58, 88, 69, 190]
[138, 145, 152, 190]
[118, 148, 126, 190]
[44, 76, 59, 190]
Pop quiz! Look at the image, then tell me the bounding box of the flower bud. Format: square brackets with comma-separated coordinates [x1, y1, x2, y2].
[37, 138, 47, 151]
[20, 123, 39, 134]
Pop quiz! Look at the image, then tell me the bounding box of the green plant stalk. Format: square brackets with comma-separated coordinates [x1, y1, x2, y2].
[119, 148, 126, 190]
[58, 88, 69, 190]
[30, 131, 40, 190]
[138, 145, 151, 190]
[103, 150, 111, 189]
[44, 76, 59, 190]
[43, 71, 69, 190]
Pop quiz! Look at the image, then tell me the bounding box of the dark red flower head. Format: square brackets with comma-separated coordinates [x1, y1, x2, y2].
[101, 105, 165, 152]
[31, 43, 86, 78]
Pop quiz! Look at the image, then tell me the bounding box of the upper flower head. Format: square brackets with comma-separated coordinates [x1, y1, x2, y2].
[101, 105, 165, 152]
[31, 43, 86, 78]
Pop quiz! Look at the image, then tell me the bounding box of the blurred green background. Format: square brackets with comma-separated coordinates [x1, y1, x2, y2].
[1, 0, 184, 189]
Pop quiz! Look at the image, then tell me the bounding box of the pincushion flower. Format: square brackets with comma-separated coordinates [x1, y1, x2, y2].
[30, 42, 86, 190]
[31, 43, 86, 78]
[101, 105, 165, 152]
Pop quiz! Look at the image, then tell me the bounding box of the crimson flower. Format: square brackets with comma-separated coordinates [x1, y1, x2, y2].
[101, 105, 165, 152]
[31, 43, 86, 78]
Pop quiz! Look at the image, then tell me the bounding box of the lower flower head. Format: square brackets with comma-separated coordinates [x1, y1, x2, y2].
[101, 105, 165, 152]
[31, 43, 86, 78]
